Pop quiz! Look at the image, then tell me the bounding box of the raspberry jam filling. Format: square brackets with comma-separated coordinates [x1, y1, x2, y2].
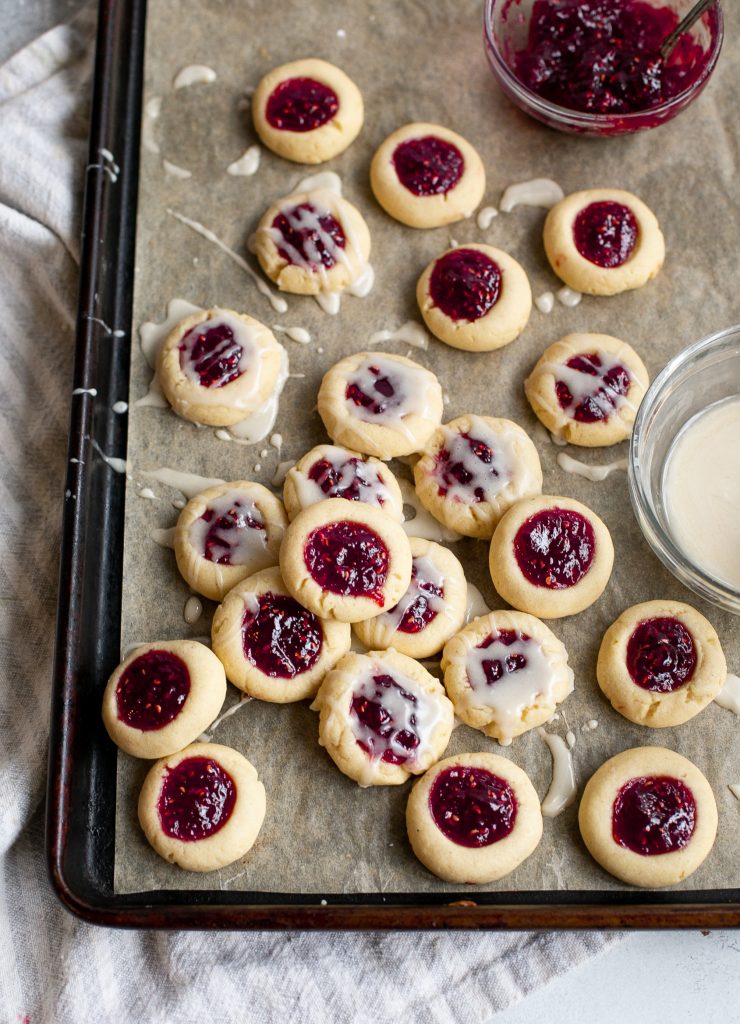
[429, 248, 502, 322]
[573, 202, 638, 268]
[434, 429, 506, 504]
[514, 508, 595, 589]
[303, 520, 389, 605]
[157, 756, 236, 842]
[626, 617, 697, 693]
[512, 0, 711, 115]
[271, 203, 346, 271]
[555, 352, 632, 423]
[179, 320, 245, 389]
[429, 765, 517, 848]
[308, 455, 389, 508]
[392, 135, 465, 196]
[242, 591, 323, 679]
[351, 673, 421, 765]
[116, 649, 190, 731]
[265, 76, 339, 132]
[388, 556, 445, 635]
[473, 629, 530, 686]
[346, 364, 403, 417]
[194, 494, 266, 567]
[612, 775, 696, 855]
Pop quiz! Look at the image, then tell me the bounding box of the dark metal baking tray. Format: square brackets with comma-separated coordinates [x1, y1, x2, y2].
[46, 0, 740, 929]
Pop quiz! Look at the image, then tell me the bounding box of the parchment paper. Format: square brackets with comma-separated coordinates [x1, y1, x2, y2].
[116, 0, 740, 895]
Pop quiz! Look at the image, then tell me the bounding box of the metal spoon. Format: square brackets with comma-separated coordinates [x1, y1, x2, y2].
[659, 0, 716, 61]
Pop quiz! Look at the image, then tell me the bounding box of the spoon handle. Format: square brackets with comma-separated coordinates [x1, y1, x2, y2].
[660, 0, 716, 61]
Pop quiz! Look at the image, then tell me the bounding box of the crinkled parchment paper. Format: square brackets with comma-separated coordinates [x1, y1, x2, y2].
[115, 0, 740, 895]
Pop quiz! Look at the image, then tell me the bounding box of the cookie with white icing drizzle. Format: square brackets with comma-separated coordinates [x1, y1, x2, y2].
[280, 497, 412, 623]
[283, 443, 404, 522]
[417, 244, 532, 352]
[370, 122, 485, 229]
[157, 308, 286, 427]
[489, 494, 614, 619]
[311, 648, 454, 787]
[578, 747, 717, 888]
[544, 188, 665, 296]
[252, 59, 363, 164]
[406, 752, 543, 883]
[525, 333, 649, 446]
[138, 742, 266, 872]
[102, 640, 227, 759]
[174, 481, 288, 601]
[414, 415, 543, 539]
[317, 350, 444, 459]
[441, 610, 574, 744]
[354, 538, 467, 659]
[255, 188, 370, 296]
[596, 600, 726, 728]
[211, 566, 351, 702]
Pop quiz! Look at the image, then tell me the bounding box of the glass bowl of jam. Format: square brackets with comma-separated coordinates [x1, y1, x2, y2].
[483, 0, 724, 136]
[628, 324, 740, 615]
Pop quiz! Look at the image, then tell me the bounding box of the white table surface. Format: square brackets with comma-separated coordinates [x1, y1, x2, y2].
[5, 4, 736, 1020]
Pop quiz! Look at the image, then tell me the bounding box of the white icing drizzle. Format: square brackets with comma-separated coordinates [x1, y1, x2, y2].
[433, 416, 523, 505]
[347, 661, 446, 786]
[199, 693, 252, 742]
[179, 310, 261, 399]
[566, 729, 576, 748]
[581, 718, 599, 732]
[188, 490, 269, 567]
[287, 446, 403, 519]
[141, 467, 224, 500]
[542, 352, 635, 421]
[173, 64, 217, 89]
[550, 431, 568, 447]
[464, 583, 490, 623]
[399, 479, 462, 543]
[378, 554, 450, 634]
[556, 286, 582, 308]
[272, 324, 311, 345]
[138, 487, 157, 500]
[500, 178, 564, 213]
[270, 432, 283, 452]
[538, 728, 577, 817]
[268, 192, 355, 288]
[729, 784, 740, 801]
[91, 439, 128, 475]
[535, 291, 555, 314]
[227, 144, 261, 177]
[292, 171, 342, 195]
[716, 673, 740, 717]
[346, 262, 375, 298]
[183, 595, 203, 625]
[163, 160, 192, 180]
[337, 28, 346, 38]
[272, 459, 295, 487]
[368, 321, 429, 351]
[113, 400, 128, 413]
[142, 96, 162, 154]
[72, 387, 97, 397]
[217, 347, 288, 445]
[476, 206, 499, 229]
[314, 292, 341, 315]
[85, 315, 125, 338]
[557, 452, 628, 482]
[166, 209, 288, 313]
[345, 356, 437, 435]
[151, 527, 176, 549]
[460, 630, 568, 746]
[139, 297, 203, 369]
[135, 376, 169, 409]
[88, 148, 119, 184]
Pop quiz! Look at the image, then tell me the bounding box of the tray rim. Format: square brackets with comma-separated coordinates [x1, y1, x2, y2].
[45, 0, 740, 931]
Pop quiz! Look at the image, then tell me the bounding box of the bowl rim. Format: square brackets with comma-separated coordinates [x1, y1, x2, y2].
[483, 0, 725, 130]
[628, 323, 740, 614]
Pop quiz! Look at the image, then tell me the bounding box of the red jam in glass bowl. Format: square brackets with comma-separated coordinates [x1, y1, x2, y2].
[484, 0, 723, 135]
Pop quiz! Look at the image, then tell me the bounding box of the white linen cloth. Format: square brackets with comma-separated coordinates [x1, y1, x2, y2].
[0, 12, 617, 1022]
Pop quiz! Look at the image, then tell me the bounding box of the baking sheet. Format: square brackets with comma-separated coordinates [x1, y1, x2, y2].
[116, 0, 740, 895]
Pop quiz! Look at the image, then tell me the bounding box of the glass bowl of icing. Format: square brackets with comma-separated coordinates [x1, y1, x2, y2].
[483, 0, 724, 136]
[629, 324, 740, 615]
